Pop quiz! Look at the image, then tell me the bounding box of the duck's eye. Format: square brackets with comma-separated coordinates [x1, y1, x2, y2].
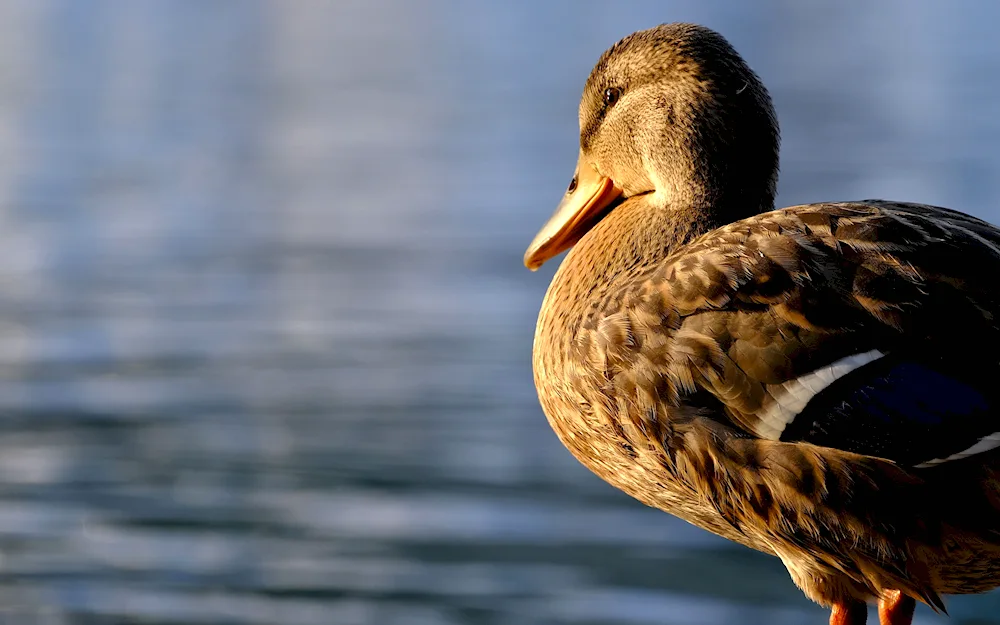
[567, 175, 578, 194]
[603, 87, 622, 107]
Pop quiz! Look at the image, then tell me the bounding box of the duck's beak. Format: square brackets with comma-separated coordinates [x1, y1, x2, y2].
[524, 152, 623, 270]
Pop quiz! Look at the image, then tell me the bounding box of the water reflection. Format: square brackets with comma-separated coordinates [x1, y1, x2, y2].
[0, 1, 996, 623]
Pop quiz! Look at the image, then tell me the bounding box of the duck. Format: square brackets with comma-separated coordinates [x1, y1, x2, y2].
[523, 22, 1000, 625]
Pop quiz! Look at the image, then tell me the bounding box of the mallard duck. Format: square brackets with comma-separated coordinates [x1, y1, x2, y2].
[524, 23, 1000, 625]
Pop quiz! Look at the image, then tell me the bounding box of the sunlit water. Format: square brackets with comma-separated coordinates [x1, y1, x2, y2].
[0, 1, 998, 623]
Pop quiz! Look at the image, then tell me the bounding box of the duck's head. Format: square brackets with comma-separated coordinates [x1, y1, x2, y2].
[525, 23, 780, 270]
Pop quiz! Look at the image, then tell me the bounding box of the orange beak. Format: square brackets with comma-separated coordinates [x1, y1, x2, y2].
[524, 151, 623, 270]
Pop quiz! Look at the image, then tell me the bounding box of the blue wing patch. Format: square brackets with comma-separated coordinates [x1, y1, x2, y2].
[779, 356, 997, 467]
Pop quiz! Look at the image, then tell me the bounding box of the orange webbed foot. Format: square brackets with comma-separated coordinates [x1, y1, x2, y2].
[830, 600, 867, 625]
[877, 590, 915, 625]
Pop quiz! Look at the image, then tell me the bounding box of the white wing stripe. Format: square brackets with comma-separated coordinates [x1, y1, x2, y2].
[756, 349, 884, 440]
[915, 432, 1000, 468]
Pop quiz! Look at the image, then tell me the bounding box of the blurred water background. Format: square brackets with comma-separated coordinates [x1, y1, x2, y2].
[0, 1, 998, 623]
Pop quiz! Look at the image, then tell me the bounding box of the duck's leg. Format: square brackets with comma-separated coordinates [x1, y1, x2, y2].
[830, 601, 867, 625]
[877, 590, 915, 625]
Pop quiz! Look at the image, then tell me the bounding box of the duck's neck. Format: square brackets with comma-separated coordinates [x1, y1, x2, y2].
[533, 192, 766, 386]
[541, 196, 712, 327]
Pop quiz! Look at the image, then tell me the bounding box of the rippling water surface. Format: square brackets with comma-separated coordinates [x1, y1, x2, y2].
[0, 1, 999, 623]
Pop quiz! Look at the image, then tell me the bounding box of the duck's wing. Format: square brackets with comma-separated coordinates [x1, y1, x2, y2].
[579, 200, 1000, 470]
